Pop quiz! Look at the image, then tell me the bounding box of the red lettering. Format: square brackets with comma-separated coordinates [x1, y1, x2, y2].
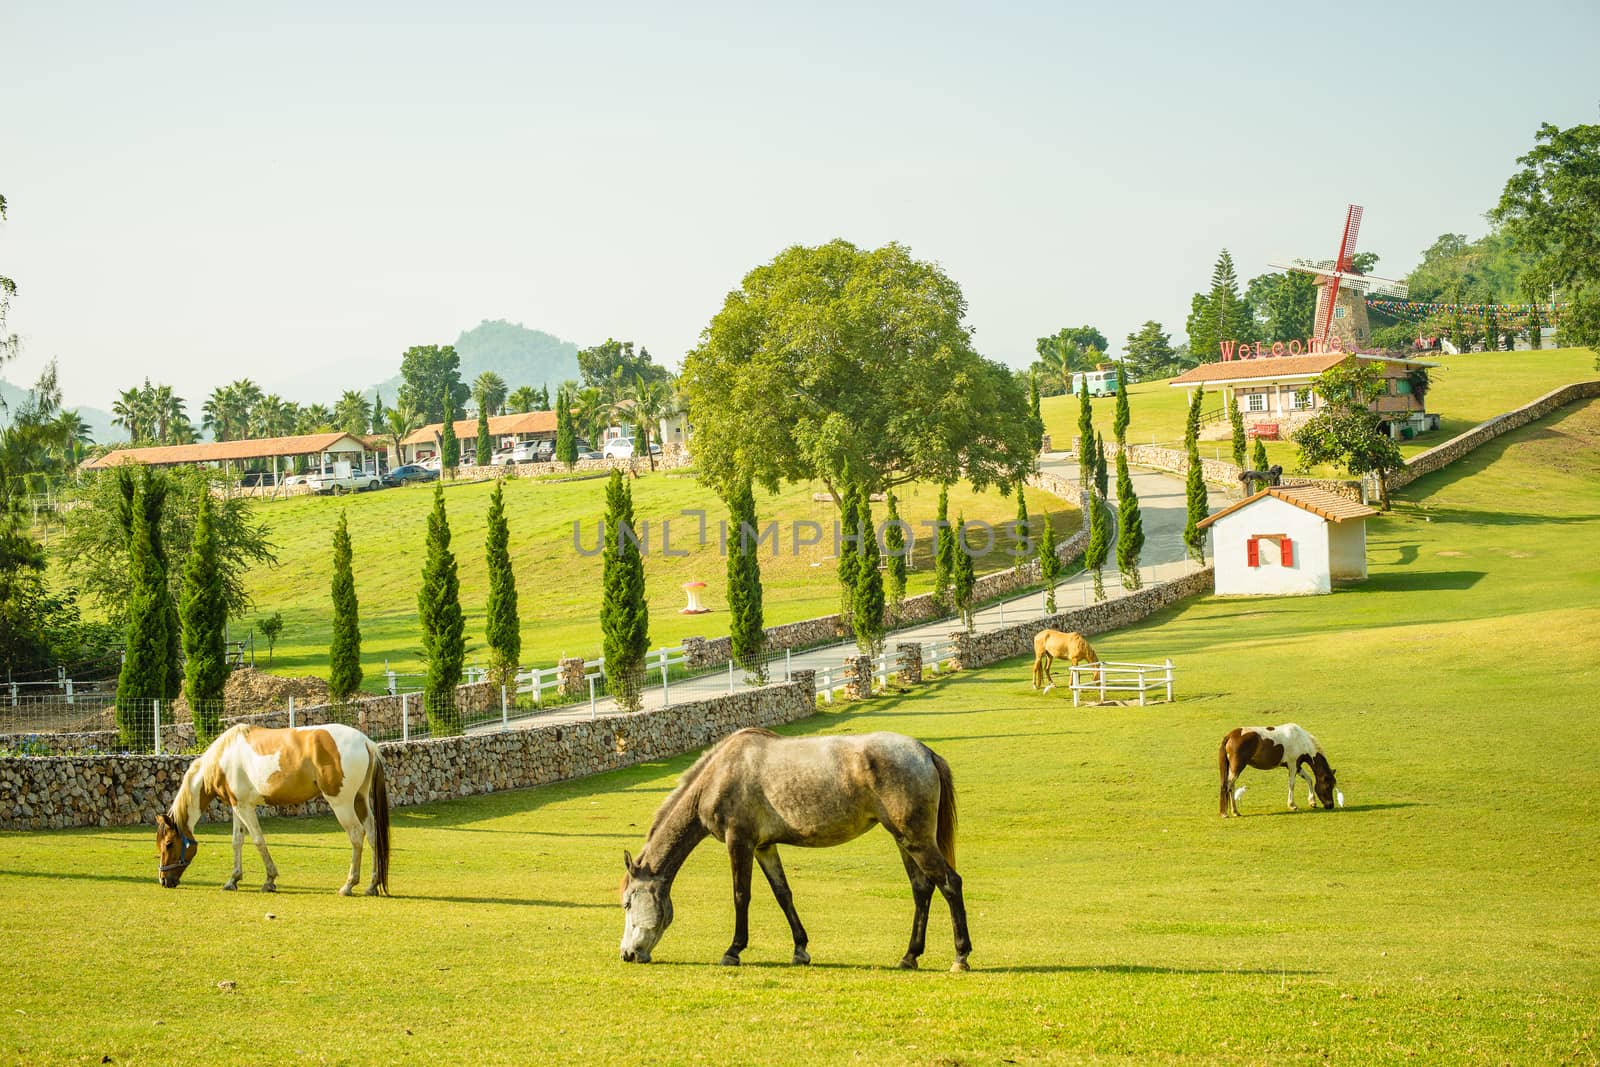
[1219, 341, 1236, 361]
[1288, 339, 1302, 355]
[1271, 342, 1285, 357]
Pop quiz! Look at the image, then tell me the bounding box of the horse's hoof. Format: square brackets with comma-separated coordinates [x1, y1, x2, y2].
[898, 955, 918, 970]
[221, 882, 238, 892]
[365, 886, 380, 897]
[338, 886, 353, 897]
[1042, 684, 1054, 695]
[261, 883, 277, 893]
[792, 949, 811, 966]
[951, 958, 970, 973]
[720, 954, 741, 967]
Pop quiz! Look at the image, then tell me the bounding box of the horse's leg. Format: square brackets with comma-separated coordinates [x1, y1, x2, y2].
[895, 842, 935, 971]
[232, 805, 279, 892]
[755, 846, 809, 965]
[223, 816, 245, 890]
[1041, 652, 1055, 693]
[331, 801, 364, 897]
[721, 838, 755, 967]
[904, 843, 972, 973]
[1286, 767, 1298, 811]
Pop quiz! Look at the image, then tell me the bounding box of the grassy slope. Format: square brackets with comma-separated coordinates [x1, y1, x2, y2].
[235, 475, 1077, 682]
[3, 401, 1596, 1065]
[1042, 346, 1597, 474]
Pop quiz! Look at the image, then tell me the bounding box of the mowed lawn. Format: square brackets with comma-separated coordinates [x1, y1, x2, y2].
[1041, 346, 1598, 475]
[2, 403, 1596, 1064]
[230, 474, 1077, 684]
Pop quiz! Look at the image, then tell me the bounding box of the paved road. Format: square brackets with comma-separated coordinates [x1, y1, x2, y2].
[471, 455, 1228, 732]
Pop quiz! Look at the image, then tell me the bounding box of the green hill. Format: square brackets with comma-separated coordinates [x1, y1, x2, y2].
[366, 319, 581, 404]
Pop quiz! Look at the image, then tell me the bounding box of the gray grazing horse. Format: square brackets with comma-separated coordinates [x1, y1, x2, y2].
[619, 728, 972, 972]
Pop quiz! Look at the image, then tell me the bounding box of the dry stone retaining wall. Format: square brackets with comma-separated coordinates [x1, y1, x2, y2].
[0, 673, 817, 831]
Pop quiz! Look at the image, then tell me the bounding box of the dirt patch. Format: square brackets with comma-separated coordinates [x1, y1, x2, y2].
[169, 669, 331, 721]
[1437, 550, 1467, 557]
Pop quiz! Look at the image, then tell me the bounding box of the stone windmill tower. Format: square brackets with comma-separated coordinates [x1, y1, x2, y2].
[1270, 205, 1408, 351]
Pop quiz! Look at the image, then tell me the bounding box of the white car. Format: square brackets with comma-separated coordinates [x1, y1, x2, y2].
[602, 437, 635, 460]
[493, 441, 540, 465]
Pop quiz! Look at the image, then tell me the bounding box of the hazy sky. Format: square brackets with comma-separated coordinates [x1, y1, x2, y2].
[3, 1, 1597, 411]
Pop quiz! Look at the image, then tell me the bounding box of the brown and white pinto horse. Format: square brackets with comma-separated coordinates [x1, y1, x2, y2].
[1032, 629, 1101, 693]
[1218, 723, 1343, 817]
[156, 723, 390, 895]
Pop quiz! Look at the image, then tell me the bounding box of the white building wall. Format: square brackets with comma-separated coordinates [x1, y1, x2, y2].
[1327, 520, 1368, 581]
[1210, 495, 1332, 596]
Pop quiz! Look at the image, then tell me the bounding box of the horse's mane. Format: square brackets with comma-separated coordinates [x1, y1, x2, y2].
[645, 728, 777, 843]
[171, 723, 253, 826]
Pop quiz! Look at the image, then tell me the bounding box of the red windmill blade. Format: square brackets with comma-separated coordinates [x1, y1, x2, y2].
[1267, 204, 1408, 348]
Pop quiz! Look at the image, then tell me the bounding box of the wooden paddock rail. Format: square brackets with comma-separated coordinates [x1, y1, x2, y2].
[1068, 659, 1176, 707]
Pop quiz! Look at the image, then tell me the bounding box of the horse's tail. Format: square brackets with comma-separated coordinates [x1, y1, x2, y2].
[369, 744, 391, 896]
[930, 748, 957, 870]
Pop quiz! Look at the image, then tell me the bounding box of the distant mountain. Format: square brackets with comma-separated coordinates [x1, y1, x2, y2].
[0, 377, 120, 444]
[366, 320, 581, 407]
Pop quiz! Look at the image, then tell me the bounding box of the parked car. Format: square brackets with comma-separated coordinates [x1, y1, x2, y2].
[602, 437, 636, 460]
[383, 464, 439, 486]
[492, 441, 540, 465]
[577, 449, 604, 461]
[238, 472, 276, 488]
[308, 467, 384, 494]
[282, 473, 310, 487]
[418, 455, 442, 472]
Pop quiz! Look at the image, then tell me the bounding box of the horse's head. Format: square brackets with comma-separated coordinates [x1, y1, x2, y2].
[155, 813, 197, 888]
[1310, 754, 1338, 810]
[619, 850, 673, 963]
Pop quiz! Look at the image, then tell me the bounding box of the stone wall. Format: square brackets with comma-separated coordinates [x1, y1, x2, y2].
[1387, 380, 1600, 491]
[952, 566, 1215, 670]
[1084, 438, 1363, 502]
[450, 444, 693, 482]
[0, 673, 817, 831]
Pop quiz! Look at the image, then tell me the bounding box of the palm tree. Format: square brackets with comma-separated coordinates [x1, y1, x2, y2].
[384, 402, 422, 466]
[473, 372, 508, 417]
[296, 403, 334, 435]
[574, 386, 610, 448]
[111, 386, 150, 443]
[631, 376, 675, 471]
[506, 385, 539, 414]
[148, 383, 187, 445]
[49, 410, 93, 468]
[203, 379, 262, 441]
[333, 390, 372, 436]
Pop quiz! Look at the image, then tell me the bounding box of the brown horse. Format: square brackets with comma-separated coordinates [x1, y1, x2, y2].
[1218, 723, 1342, 817]
[1032, 629, 1101, 692]
[619, 727, 972, 972]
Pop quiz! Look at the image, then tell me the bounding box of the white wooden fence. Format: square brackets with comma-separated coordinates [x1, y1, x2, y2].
[1067, 660, 1176, 707]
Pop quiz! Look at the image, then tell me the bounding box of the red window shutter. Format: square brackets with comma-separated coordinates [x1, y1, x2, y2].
[1246, 539, 1260, 567]
[1280, 537, 1294, 566]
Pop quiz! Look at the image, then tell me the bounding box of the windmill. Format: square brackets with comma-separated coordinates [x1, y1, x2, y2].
[1269, 205, 1408, 351]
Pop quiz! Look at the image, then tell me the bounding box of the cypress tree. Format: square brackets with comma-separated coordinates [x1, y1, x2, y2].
[1012, 477, 1030, 569]
[1028, 371, 1044, 454]
[952, 514, 976, 630]
[371, 389, 385, 435]
[1093, 432, 1108, 499]
[1085, 489, 1109, 602]
[179, 490, 227, 743]
[418, 484, 465, 734]
[1230, 392, 1247, 467]
[1252, 436, 1269, 474]
[440, 388, 460, 476]
[1483, 305, 1499, 351]
[475, 403, 492, 467]
[116, 471, 172, 749]
[933, 483, 955, 613]
[836, 476, 861, 624]
[727, 477, 766, 682]
[1115, 451, 1144, 591]
[1113, 369, 1130, 445]
[555, 387, 578, 468]
[1076, 378, 1093, 487]
[601, 469, 649, 712]
[883, 489, 907, 616]
[328, 510, 362, 702]
[130, 470, 184, 702]
[1183, 441, 1209, 563]
[484, 480, 521, 689]
[1184, 384, 1207, 450]
[1038, 511, 1060, 614]
[1528, 303, 1543, 349]
[852, 493, 885, 658]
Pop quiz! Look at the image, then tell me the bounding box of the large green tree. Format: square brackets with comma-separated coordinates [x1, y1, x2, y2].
[1490, 121, 1600, 353]
[418, 485, 465, 734]
[1122, 320, 1191, 381]
[1292, 361, 1405, 509]
[601, 470, 649, 712]
[1033, 325, 1108, 391]
[484, 480, 521, 688]
[681, 240, 1035, 502]
[334, 391, 372, 437]
[577, 339, 667, 391]
[179, 492, 227, 741]
[1186, 250, 1252, 364]
[328, 510, 362, 702]
[726, 477, 765, 681]
[398, 344, 469, 424]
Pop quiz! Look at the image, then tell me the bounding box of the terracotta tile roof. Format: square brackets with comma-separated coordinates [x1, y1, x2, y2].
[1196, 484, 1377, 530]
[82, 432, 375, 470]
[401, 410, 558, 447]
[1168, 353, 1346, 385]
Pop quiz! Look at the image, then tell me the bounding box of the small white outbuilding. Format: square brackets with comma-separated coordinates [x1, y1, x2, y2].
[1197, 485, 1378, 596]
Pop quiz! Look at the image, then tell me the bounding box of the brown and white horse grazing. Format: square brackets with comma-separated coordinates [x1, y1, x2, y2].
[156, 723, 390, 895]
[1218, 723, 1343, 817]
[1032, 629, 1101, 693]
[619, 728, 972, 972]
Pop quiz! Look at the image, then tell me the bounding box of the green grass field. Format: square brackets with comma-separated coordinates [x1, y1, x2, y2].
[4, 399, 1596, 1064]
[1042, 346, 1597, 475]
[228, 474, 1076, 684]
